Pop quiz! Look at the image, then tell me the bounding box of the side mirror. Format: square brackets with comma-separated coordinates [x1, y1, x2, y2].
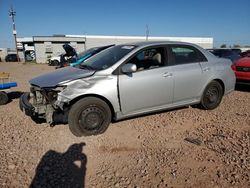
[121, 63, 137, 73]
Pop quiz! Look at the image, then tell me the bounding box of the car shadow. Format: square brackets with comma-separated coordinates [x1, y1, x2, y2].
[235, 83, 250, 92]
[0, 91, 24, 105]
[6, 91, 24, 104]
[30, 143, 87, 188]
[8, 91, 24, 99]
[31, 115, 68, 125]
[30, 116, 47, 124]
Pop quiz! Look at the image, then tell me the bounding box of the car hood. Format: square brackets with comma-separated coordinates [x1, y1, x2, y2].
[30, 66, 95, 88]
[63, 44, 77, 56]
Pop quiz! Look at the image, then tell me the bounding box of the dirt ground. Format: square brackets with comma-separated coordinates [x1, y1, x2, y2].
[0, 62, 249, 188]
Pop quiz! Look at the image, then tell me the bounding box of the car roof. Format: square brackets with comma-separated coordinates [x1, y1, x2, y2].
[208, 48, 240, 51]
[120, 41, 199, 48]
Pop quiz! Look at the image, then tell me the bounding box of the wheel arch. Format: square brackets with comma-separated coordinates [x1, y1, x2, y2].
[199, 78, 225, 110]
[68, 94, 116, 120]
[201, 78, 225, 95]
[212, 79, 225, 95]
[199, 78, 225, 102]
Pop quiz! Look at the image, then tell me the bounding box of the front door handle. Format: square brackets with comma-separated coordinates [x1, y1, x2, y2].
[203, 67, 210, 72]
[163, 72, 173, 78]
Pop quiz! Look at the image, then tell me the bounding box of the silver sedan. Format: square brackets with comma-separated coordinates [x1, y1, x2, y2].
[20, 41, 236, 136]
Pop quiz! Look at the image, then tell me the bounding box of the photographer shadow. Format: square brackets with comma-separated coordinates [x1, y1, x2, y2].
[30, 143, 87, 188]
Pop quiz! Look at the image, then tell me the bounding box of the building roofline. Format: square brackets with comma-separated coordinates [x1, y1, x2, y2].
[17, 34, 213, 44]
[33, 36, 85, 42]
[66, 34, 213, 43]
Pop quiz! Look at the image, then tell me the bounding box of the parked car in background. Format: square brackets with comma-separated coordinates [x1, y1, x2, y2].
[48, 44, 77, 66]
[5, 54, 18, 62]
[24, 50, 35, 62]
[20, 41, 235, 137]
[231, 48, 242, 55]
[58, 43, 78, 67]
[70, 44, 114, 67]
[48, 44, 114, 68]
[48, 55, 61, 66]
[207, 48, 241, 63]
[231, 57, 250, 84]
[241, 50, 250, 58]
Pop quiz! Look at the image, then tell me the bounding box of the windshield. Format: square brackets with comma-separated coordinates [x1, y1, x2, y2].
[77, 48, 97, 59]
[79, 45, 136, 70]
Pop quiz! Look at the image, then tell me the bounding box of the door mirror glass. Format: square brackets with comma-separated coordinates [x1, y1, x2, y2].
[121, 63, 137, 73]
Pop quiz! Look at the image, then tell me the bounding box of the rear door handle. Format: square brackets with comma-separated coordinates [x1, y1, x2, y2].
[163, 72, 173, 77]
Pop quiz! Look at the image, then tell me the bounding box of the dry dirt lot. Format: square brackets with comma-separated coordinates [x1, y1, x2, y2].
[0, 62, 249, 188]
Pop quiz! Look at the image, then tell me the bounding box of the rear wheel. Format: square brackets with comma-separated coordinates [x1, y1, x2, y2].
[68, 97, 111, 137]
[200, 81, 223, 110]
[0, 91, 8, 105]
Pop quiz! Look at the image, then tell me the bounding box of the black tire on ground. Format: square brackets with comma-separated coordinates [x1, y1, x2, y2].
[0, 91, 9, 105]
[68, 97, 112, 137]
[200, 81, 223, 110]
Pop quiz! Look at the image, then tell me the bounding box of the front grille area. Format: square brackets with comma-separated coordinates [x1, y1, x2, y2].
[236, 66, 250, 72]
[30, 86, 46, 105]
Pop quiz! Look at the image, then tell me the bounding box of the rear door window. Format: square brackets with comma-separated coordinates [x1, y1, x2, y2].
[169, 45, 207, 65]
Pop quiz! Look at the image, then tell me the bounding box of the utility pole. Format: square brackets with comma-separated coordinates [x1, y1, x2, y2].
[146, 24, 149, 41]
[9, 5, 20, 62]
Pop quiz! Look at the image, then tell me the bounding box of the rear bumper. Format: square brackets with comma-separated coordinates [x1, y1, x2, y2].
[19, 92, 35, 116]
[236, 79, 250, 85]
[235, 71, 250, 81]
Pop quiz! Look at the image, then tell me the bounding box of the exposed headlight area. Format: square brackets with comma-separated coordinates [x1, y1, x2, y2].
[28, 85, 68, 124]
[30, 85, 66, 107]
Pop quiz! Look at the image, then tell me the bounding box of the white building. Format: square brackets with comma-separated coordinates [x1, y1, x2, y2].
[17, 35, 213, 63]
[68, 35, 213, 49]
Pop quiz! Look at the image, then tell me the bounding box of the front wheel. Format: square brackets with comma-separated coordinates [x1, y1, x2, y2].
[68, 97, 111, 137]
[200, 81, 223, 110]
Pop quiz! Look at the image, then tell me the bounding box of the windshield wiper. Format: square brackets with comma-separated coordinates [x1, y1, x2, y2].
[79, 64, 94, 70]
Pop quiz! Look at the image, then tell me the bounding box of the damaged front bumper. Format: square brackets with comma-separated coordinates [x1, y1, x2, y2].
[19, 92, 35, 116]
[19, 91, 68, 124]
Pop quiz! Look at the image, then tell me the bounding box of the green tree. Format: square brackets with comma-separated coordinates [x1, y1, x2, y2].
[233, 44, 241, 48]
[220, 44, 227, 48]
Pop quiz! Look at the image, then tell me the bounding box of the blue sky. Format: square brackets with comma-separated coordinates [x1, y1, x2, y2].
[1, 0, 250, 48]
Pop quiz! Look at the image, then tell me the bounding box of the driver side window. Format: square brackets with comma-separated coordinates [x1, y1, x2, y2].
[128, 47, 165, 72]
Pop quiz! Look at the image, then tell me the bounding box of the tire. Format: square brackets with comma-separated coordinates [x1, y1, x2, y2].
[200, 81, 223, 110]
[68, 97, 111, 137]
[50, 60, 59, 66]
[0, 91, 8, 105]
